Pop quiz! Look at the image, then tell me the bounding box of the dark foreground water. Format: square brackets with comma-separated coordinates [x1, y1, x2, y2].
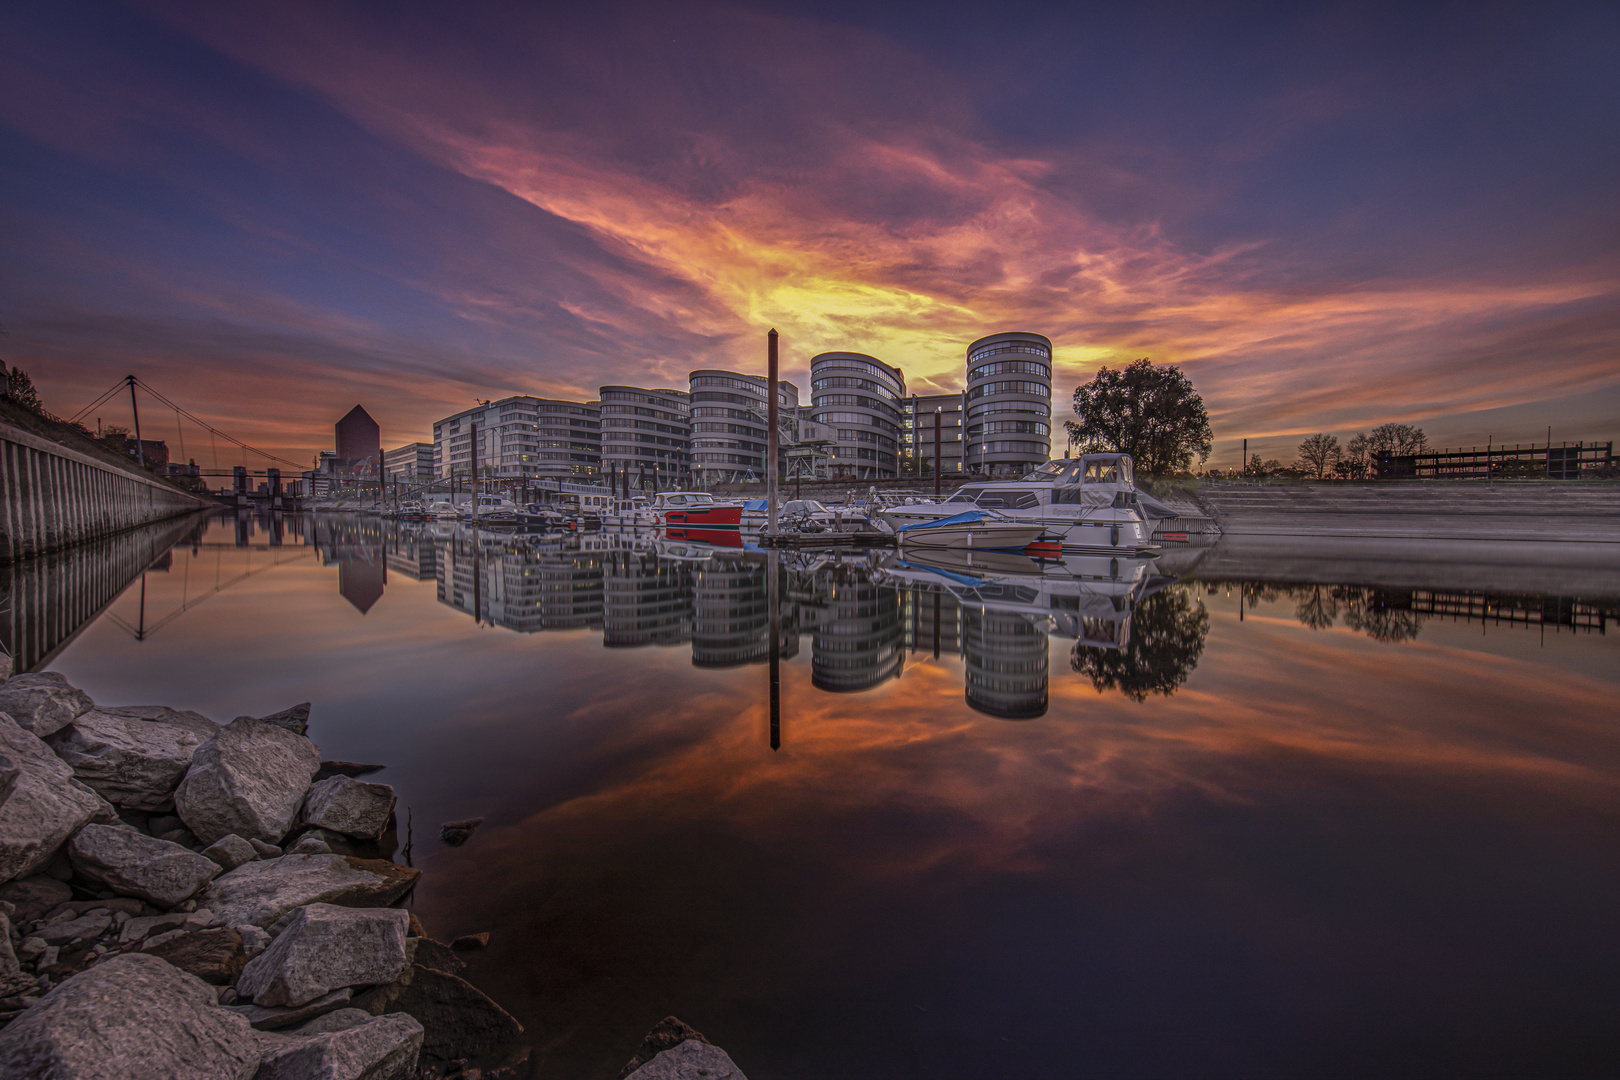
[10, 512, 1620, 1078]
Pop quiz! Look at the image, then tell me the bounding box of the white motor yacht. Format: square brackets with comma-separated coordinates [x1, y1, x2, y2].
[880, 453, 1154, 553]
[602, 496, 661, 529]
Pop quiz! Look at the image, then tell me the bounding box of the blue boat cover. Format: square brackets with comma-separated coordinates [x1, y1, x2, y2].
[742, 499, 769, 511]
[897, 510, 989, 532]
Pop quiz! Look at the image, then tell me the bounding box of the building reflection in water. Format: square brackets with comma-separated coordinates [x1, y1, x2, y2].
[810, 576, 903, 693]
[692, 555, 773, 668]
[309, 515, 386, 614]
[963, 608, 1049, 719]
[437, 536, 603, 632]
[603, 551, 693, 648]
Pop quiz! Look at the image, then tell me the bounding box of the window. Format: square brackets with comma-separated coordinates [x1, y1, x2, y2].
[969, 359, 1050, 381]
[967, 381, 1050, 401]
[968, 342, 1050, 363]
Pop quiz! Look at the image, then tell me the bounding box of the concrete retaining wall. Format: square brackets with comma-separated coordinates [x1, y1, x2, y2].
[1, 420, 212, 563]
[1194, 481, 1620, 543]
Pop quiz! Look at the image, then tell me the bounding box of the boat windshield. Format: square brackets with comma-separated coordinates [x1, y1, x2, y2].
[1022, 460, 1083, 484]
[1082, 456, 1134, 486]
[946, 488, 984, 504]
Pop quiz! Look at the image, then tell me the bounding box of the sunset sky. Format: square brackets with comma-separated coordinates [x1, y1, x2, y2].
[2, 1, 1617, 468]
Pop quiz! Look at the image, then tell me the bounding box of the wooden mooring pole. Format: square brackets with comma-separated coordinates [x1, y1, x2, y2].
[767, 329, 780, 538]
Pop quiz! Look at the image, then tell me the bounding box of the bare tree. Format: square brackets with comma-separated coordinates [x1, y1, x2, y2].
[1295, 433, 1340, 478]
[1366, 422, 1427, 456]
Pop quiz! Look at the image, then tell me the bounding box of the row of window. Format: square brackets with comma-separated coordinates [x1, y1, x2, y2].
[817, 412, 901, 434]
[812, 376, 897, 397]
[600, 405, 689, 422]
[691, 390, 763, 408]
[967, 342, 1050, 363]
[968, 400, 1050, 420]
[967, 381, 1051, 400]
[812, 394, 902, 417]
[812, 358, 902, 391]
[968, 359, 1050, 382]
[690, 406, 759, 421]
[969, 420, 1050, 437]
[971, 440, 1049, 455]
[691, 375, 766, 393]
[600, 391, 687, 410]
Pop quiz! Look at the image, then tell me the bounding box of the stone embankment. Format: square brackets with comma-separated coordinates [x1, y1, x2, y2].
[1193, 480, 1620, 543]
[0, 671, 749, 1079]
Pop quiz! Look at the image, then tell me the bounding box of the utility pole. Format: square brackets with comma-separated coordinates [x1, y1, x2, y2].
[127, 375, 145, 467]
[766, 328, 780, 538]
[934, 408, 942, 498]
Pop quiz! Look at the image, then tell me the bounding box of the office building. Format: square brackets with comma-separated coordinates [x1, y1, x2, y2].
[335, 405, 381, 475]
[902, 392, 967, 479]
[383, 443, 434, 485]
[688, 370, 799, 485]
[433, 396, 601, 482]
[964, 331, 1053, 477]
[599, 386, 690, 488]
[809, 352, 905, 480]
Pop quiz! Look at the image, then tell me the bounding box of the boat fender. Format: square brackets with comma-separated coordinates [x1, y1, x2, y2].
[1110, 524, 1119, 546]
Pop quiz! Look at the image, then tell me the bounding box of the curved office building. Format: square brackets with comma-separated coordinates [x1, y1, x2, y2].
[599, 386, 690, 490]
[688, 371, 800, 486]
[810, 352, 905, 480]
[964, 331, 1053, 478]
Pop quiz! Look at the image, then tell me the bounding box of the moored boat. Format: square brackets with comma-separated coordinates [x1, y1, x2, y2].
[896, 510, 1047, 550]
[880, 453, 1154, 553]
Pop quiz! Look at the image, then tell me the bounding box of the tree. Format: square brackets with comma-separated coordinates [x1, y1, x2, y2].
[1365, 422, 1427, 456]
[1247, 454, 1285, 477]
[98, 424, 131, 454]
[5, 365, 43, 414]
[1071, 585, 1209, 701]
[1295, 433, 1340, 479]
[1066, 358, 1212, 475]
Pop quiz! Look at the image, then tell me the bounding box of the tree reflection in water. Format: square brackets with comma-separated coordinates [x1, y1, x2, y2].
[1071, 585, 1209, 701]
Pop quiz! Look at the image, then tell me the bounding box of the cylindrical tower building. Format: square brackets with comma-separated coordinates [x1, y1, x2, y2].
[964, 331, 1052, 478]
[809, 352, 905, 480]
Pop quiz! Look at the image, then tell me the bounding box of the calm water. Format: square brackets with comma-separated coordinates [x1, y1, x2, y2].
[15, 512, 1620, 1078]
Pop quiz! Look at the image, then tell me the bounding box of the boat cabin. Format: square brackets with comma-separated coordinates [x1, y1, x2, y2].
[944, 454, 1139, 510]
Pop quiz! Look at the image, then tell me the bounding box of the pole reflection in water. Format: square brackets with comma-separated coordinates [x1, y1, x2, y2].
[768, 548, 780, 751]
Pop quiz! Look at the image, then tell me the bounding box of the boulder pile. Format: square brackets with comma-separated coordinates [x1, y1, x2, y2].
[0, 677, 527, 1080]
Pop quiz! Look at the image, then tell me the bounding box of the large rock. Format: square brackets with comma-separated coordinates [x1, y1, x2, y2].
[254, 1012, 423, 1080]
[0, 952, 261, 1079]
[144, 927, 250, 985]
[619, 1017, 716, 1079]
[352, 964, 523, 1067]
[302, 777, 396, 840]
[47, 707, 216, 810]
[0, 912, 34, 996]
[254, 703, 312, 737]
[203, 833, 260, 871]
[630, 1040, 749, 1080]
[0, 874, 71, 922]
[199, 853, 421, 929]
[174, 717, 320, 845]
[228, 987, 353, 1030]
[68, 823, 221, 906]
[95, 704, 218, 738]
[0, 712, 115, 884]
[237, 903, 410, 1008]
[0, 672, 93, 738]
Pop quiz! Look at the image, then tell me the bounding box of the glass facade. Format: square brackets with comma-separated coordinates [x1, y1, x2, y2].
[963, 332, 1053, 477]
[599, 386, 690, 488]
[432, 396, 601, 482]
[809, 352, 905, 480]
[687, 370, 800, 483]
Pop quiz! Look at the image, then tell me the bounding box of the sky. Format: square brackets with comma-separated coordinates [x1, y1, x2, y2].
[2, 0, 1617, 468]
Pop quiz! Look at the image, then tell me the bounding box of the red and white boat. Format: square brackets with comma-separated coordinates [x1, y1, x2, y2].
[647, 491, 744, 528]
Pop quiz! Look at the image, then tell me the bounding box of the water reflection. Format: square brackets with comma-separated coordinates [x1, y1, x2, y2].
[17, 513, 1620, 1076]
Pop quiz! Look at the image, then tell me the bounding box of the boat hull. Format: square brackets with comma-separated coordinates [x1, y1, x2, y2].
[663, 506, 743, 527]
[899, 523, 1047, 549]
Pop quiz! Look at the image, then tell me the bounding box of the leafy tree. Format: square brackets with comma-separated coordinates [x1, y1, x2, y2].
[5, 365, 43, 414]
[1294, 585, 1339, 630]
[1295, 433, 1340, 479]
[1071, 585, 1209, 701]
[1067, 358, 1212, 475]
